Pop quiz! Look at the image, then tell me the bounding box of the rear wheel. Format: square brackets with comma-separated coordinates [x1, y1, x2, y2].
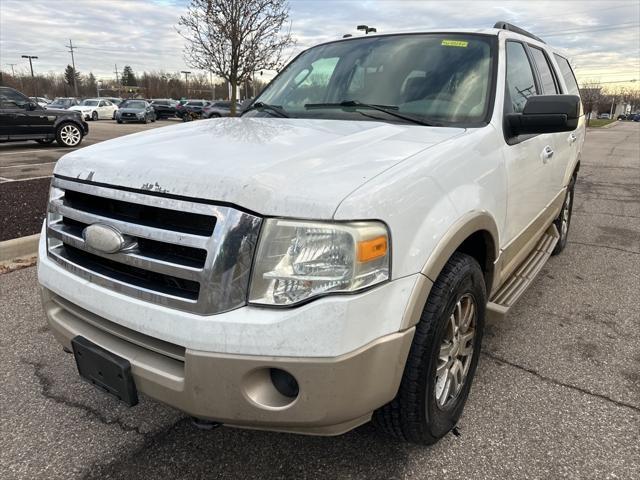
[56, 122, 83, 147]
[373, 252, 486, 444]
[552, 175, 576, 255]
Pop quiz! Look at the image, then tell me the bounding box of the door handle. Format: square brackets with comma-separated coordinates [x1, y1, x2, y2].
[568, 133, 577, 145]
[541, 145, 554, 163]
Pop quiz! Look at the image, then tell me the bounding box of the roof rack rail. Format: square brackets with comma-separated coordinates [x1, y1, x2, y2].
[493, 21, 545, 44]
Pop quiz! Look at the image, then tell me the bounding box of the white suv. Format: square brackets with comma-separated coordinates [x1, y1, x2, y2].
[38, 23, 584, 444]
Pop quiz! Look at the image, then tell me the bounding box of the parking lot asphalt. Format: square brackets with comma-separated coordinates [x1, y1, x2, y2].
[0, 119, 175, 241]
[1, 122, 639, 479]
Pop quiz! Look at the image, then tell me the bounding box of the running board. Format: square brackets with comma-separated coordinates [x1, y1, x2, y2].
[487, 224, 559, 319]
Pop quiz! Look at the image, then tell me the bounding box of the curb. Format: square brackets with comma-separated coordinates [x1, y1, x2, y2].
[0, 234, 40, 263]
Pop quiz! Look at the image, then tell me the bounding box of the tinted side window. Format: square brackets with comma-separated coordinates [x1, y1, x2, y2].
[0, 88, 30, 109]
[505, 42, 538, 113]
[553, 54, 580, 96]
[530, 48, 558, 94]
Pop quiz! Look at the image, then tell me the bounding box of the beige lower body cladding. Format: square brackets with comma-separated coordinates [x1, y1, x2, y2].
[41, 287, 415, 435]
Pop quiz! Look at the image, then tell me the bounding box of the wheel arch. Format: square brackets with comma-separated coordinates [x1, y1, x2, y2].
[400, 212, 500, 330]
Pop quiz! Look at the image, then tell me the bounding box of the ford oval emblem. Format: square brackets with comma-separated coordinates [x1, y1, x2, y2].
[82, 223, 126, 254]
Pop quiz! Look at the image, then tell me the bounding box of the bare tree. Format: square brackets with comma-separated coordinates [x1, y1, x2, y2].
[579, 80, 602, 126]
[177, 0, 294, 115]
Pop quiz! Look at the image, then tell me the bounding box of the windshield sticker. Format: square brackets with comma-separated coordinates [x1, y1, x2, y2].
[441, 40, 468, 47]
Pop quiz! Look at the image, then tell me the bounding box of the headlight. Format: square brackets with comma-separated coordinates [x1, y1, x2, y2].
[137, 112, 145, 117]
[249, 219, 390, 306]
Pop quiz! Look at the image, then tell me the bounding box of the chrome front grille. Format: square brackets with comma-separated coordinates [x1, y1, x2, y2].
[47, 177, 262, 315]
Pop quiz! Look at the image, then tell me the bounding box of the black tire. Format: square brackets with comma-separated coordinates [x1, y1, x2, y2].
[117, 119, 123, 124]
[35, 138, 55, 145]
[373, 252, 486, 444]
[55, 122, 83, 147]
[112, 111, 116, 120]
[142, 115, 148, 124]
[91, 111, 98, 121]
[552, 174, 576, 256]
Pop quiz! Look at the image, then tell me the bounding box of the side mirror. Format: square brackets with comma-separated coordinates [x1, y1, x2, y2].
[27, 102, 39, 111]
[506, 95, 580, 136]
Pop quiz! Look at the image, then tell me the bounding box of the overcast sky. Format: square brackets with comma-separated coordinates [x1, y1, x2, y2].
[1, 0, 638, 88]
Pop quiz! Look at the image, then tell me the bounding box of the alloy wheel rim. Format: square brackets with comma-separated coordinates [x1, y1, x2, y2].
[435, 294, 477, 408]
[60, 125, 81, 146]
[561, 191, 571, 238]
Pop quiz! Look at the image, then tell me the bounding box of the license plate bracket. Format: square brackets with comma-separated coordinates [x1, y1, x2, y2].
[71, 336, 138, 407]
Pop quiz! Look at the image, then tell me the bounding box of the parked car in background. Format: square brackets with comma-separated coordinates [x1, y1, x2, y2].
[115, 99, 156, 123]
[69, 98, 119, 121]
[632, 113, 640, 122]
[46, 97, 80, 110]
[202, 101, 242, 118]
[0, 86, 88, 147]
[176, 99, 210, 118]
[150, 99, 179, 119]
[29, 96, 51, 108]
[597, 113, 611, 119]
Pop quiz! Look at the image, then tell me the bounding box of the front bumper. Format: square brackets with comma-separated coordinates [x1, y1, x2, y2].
[41, 287, 414, 435]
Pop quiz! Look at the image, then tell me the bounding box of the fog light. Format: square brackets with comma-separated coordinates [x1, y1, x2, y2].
[270, 368, 299, 398]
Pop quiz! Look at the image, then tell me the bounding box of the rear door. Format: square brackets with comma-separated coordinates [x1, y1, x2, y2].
[528, 46, 572, 197]
[501, 41, 556, 245]
[552, 53, 585, 186]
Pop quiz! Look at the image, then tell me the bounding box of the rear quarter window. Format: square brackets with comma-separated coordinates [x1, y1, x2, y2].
[553, 54, 580, 96]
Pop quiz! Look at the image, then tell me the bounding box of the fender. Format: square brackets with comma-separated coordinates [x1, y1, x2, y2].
[400, 211, 500, 329]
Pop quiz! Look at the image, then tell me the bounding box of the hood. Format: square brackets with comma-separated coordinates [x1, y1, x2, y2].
[118, 107, 145, 114]
[55, 118, 464, 218]
[69, 105, 94, 111]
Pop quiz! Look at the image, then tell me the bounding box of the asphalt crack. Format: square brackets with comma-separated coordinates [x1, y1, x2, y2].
[23, 358, 148, 436]
[567, 241, 639, 255]
[482, 351, 640, 413]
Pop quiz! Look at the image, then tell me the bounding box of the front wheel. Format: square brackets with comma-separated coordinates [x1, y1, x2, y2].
[552, 175, 576, 255]
[91, 111, 98, 121]
[56, 123, 83, 147]
[373, 252, 486, 444]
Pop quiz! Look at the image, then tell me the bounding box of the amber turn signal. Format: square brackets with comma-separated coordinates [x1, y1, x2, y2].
[357, 236, 388, 262]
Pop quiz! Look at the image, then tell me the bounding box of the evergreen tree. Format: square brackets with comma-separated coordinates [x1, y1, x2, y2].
[64, 64, 80, 88]
[86, 72, 97, 96]
[121, 65, 137, 86]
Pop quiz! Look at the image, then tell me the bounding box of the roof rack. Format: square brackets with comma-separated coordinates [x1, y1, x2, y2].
[493, 21, 545, 44]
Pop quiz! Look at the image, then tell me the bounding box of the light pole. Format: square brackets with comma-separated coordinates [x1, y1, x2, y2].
[161, 75, 169, 98]
[357, 25, 377, 34]
[21, 55, 38, 97]
[181, 70, 191, 98]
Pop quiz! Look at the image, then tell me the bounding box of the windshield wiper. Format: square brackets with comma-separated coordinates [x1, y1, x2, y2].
[243, 101, 289, 118]
[304, 100, 438, 126]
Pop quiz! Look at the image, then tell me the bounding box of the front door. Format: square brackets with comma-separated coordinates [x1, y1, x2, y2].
[0, 88, 33, 136]
[500, 40, 557, 266]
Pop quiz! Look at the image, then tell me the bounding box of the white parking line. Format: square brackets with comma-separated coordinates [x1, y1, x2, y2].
[0, 174, 53, 183]
[0, 161, 57, 169]
[0, 147, 74, 156]
[0, 176, 12, 182]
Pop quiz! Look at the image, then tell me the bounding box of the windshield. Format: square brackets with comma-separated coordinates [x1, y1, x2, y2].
[51, 99, 71, 106]
[121, 101, 145, 109]
[247, 34, 495, 125]
[81, 100, 99, 106]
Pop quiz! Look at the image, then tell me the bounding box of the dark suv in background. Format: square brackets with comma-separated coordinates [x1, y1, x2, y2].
[150, 99, 178, 119]
[0, 87, 88, 147]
